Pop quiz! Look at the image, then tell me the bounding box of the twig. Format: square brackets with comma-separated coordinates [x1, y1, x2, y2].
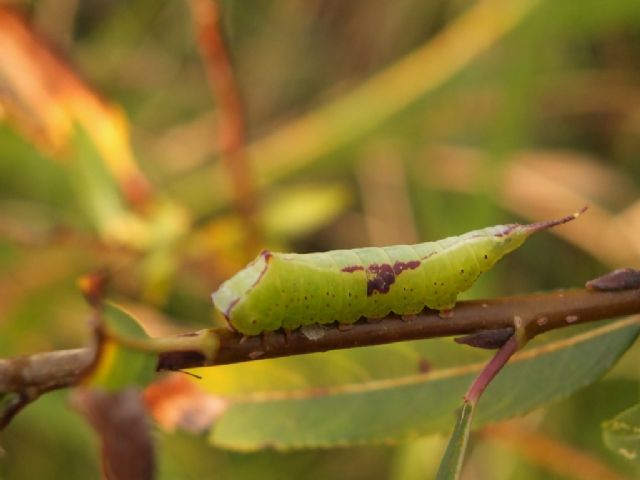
[464, 335, 520, 405]
[186, 0, 259, 249]
[1, 285, 639, 397]
[0, 348, 91, 429]
[0, 348, 92, 394]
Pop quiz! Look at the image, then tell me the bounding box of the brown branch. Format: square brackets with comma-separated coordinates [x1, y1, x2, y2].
[200, 286, 640, 367]
[1, 285, 639, 399]
[0, 348, 92, 394]
[187, 0, 260, 249]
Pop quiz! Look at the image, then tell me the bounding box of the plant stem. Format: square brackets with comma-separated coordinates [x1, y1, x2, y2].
[464, 335, 520, 405]
[186, 0, 261, 251]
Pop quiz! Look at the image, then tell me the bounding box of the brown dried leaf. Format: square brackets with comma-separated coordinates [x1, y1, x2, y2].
[0, 7, 151, 205]
[144, 373, 227, 434]
[73, 388, 154, 480]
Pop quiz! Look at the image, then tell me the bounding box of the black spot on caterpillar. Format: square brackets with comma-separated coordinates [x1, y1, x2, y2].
[212, 208, 586, 335]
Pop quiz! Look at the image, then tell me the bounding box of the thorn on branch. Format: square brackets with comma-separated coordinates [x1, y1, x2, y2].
[454, 327, 514, 349]
[586, 268, 640, 292]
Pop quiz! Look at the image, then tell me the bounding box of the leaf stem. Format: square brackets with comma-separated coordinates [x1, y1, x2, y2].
[464, 335, 520, 405]
[438, 325, 523, 479]
[107, 329, 219, 363]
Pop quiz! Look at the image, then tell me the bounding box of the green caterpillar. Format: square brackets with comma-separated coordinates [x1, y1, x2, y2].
[212, 209, 584, 335]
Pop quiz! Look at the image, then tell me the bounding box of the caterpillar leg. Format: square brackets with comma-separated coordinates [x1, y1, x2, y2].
[283, 328, 293, 343]
[261, 330, 278, 351]
[438, 308, 455, 319]
[365, 316, 384, 324]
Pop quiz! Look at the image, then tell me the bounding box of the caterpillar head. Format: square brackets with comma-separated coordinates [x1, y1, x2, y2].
[211, 250, 273, 323]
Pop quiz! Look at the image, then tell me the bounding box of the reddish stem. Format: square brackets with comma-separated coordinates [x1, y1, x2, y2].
[187, 0, 260, 249]
[464, 335, 519, 405]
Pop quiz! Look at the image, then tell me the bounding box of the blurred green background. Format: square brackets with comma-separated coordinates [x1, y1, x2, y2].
[0, 0, 638, 478]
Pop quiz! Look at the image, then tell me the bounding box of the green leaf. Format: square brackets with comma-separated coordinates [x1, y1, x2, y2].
[603, 403, 640, 463]
[69, 124, 130, 236]
[83, 303, 157, 391]
[70, 124, 174, 253]
[210, 318, 639, 450]
[435, 402, 474, 480]
[195, 339, 490, 396]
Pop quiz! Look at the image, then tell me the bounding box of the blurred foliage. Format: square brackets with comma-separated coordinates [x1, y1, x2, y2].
[602, 402, 640, 465]
[0, 0, 639, 478]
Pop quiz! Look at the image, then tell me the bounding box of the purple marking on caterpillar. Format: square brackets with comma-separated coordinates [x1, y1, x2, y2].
[341, 265, 365, 273]
[250, 250, 273, 288]
[366, 261, 421, 296]
[495, 224, 518, 237]
[223, 298, 240, 319]
[367, 264, 395, 295]
[393, 260, 421, 275]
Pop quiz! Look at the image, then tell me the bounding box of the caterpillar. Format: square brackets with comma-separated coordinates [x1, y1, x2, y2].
[212, 209, 585, 335]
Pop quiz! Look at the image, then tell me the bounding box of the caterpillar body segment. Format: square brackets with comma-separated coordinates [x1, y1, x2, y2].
[212, 210, 585, 335]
